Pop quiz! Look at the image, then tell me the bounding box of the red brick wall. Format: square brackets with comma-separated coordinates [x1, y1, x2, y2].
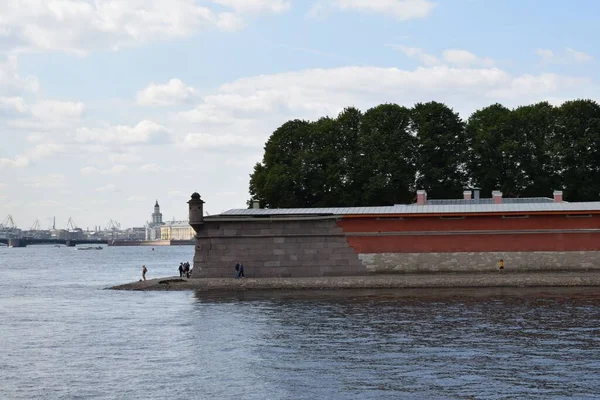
[339, 214, 600, 233]
[339, 214, 600, 253]
[347, 232, 600, 253]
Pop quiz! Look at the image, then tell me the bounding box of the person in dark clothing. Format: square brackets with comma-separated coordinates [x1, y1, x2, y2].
[234, 262, 240, 279]
[178, 263, 184, 277]
[239, 262, 245, 278]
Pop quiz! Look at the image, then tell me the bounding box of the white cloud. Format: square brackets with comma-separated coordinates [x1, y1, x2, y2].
[136, 79, 196, 106]
[0, 155, 30, 169]
[536, 48, 593, 64]
[487, 73, 586, 99]
[0, 0, 291, 54]
[315, 0, 436, 20]
[536, 48, 554, 61]
[176, 64, 593, 131]
[566, 48, 592, 62]
[75, 120, 170, 145]
[96, 184, 117, 192]
[392, 46, 494, 68]
[26, 143, 65, 160]
[392, 45, 439, 66]
[168, 190, 187, 198]
[0, 55, 39, 92]
[30, 100, 85, 121]
[127, 195, 148, 202]
[442, 49, 494, 67]
[211, 0, 291, 13]
[108, 152, 143, 164]
[178, 133, 258, 150]
[0, 96, 26, 114]
[80, 165, 127, 175]
[140, 163, 162, 172]
[24, 174, 67, 188]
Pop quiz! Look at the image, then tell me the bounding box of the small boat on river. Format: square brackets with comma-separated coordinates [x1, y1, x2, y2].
[77, 246, 103, 250]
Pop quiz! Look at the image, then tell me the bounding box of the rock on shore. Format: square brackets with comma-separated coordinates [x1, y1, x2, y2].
[110, 271, 600, 291]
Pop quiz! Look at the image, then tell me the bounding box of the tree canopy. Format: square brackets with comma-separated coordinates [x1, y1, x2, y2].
[249, 99, 600, 208]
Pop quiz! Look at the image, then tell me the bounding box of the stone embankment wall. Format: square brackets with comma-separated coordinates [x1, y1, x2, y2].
[192, 218, 364, 278]
[358, 251, 600, 273]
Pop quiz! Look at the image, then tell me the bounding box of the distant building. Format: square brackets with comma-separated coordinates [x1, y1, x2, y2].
[50, 229, 69, 240]
[160, 221, 194, 241]
[126, 227, 147, 241]
[145, 200, 164, 240]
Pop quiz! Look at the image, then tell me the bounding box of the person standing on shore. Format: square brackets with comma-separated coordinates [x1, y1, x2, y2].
[498, 259, 504, 272]
[239, 262, 245, 278]
[178, 263, 183, 277]
[142, 265, 148, 281]
[234, 262, 240, 279]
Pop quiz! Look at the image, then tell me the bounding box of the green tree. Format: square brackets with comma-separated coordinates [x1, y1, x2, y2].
[335, 107, 363, 206]
[249, 119, 312, 208]
[412, 101, 466, 198]
[465, 104, 525, 196]
[511, 101, 559, 197]
[354, 104, 416, 205]
[555, 99, 600, 201]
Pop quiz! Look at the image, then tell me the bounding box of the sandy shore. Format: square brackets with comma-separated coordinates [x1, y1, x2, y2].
[110, 271, 600, 291]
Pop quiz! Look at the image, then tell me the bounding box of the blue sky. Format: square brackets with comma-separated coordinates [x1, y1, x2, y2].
[0, 0, 598, 230]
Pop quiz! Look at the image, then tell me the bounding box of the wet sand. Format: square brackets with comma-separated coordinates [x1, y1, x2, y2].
[111, 271, 600, 291]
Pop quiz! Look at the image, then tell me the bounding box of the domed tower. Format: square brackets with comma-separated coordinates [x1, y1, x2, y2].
[152, 200, 163, 225]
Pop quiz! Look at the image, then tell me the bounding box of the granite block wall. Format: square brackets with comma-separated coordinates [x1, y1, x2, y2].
[191, 218, 365, 278]
[359, 251, 600, 273]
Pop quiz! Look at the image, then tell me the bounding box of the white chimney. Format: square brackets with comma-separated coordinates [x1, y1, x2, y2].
[416, 190, 427, 205]
[553, 190, 563, 203]
[492, 190, 503, 204]
[463, 190, 472, 200]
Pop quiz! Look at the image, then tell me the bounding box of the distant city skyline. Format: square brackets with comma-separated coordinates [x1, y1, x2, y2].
[1, 0, 599, 228]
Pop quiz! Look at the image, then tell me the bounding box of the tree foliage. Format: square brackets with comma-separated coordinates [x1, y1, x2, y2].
[412, 101, 466, 199]
[249, 99, 600, 207]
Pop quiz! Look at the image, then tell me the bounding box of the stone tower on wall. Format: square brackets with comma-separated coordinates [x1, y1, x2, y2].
[188, 192, 205, 233]
[188, 193, 205, 278]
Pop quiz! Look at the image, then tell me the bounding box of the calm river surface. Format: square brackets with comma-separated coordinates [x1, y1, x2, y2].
[1, 245, 600, 399]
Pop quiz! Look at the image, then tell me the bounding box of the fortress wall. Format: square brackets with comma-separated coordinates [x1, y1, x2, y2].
[191, 215, 600, 278]
[191, 218, 365, 278]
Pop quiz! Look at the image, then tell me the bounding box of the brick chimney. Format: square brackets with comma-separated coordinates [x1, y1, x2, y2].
[463, 190, 472, 200]
[553, 190, 563, 203]
[416, 190, 427, 205]
[492, 190, 503, 204]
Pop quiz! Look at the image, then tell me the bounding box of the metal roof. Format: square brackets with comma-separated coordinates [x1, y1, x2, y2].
[217, 201, 600, 217]
[422, 197, 554, 205]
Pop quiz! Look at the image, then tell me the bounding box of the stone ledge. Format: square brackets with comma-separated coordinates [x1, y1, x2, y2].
[110, 271, 600, 291]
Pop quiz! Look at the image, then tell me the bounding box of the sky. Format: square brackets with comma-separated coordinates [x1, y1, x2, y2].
[0, 0, 598, 231]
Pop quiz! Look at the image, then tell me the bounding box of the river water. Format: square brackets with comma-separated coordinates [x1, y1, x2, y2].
[1, 245, 600, 399]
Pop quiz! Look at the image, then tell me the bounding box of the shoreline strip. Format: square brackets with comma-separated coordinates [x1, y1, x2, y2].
[110, 271, 600, 291]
